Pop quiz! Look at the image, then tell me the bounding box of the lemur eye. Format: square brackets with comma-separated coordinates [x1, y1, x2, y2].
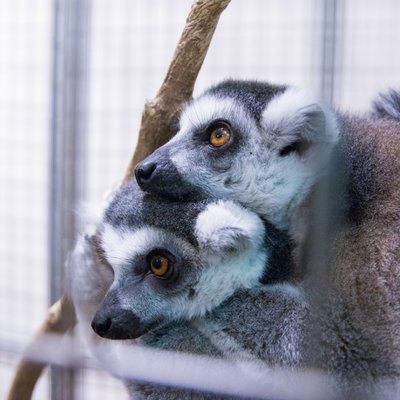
[209, 122, 231, 147]
[149, 254, 172, 278]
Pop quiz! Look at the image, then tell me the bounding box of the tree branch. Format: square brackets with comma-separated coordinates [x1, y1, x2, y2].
[124, 0, 231, 180]
[7, 294, 75, 400]
[7, 1, 231, 399]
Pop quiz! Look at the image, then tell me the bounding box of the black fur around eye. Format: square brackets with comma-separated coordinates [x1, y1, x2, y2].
[279, 140, 309, 157]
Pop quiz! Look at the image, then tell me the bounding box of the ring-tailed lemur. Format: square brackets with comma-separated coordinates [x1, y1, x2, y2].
[134, 80, 400, 391]
[67, 181, 314, 399]
[134, 80, 338, 244]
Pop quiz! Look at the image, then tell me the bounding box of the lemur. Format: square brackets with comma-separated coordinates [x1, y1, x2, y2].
[67, 180, 315, 399]
[134, 80, 400, 392]
[372, 88, 400, 120]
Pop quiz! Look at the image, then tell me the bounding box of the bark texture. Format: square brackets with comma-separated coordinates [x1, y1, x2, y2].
[7, 1, 231, 399]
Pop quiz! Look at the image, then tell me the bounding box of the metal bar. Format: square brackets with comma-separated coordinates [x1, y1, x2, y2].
[319, 0, 339, 105]
[0, 334, 337, 400]
[49, 0, 91, 398]
[305, 0, 347, 320]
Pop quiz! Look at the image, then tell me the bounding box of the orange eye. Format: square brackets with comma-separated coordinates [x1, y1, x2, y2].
[149, 255, 170, 277]
[209, 125, 231, 147]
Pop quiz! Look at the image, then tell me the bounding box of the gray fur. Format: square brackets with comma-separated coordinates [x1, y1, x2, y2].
[137, 79, 400, 396]
[371, 88, 400, 120]
[129, 286, 313, 400]
[67, 182, 309, 399]
[104, 180, 207, 246]
[308, 114, 400, 388]
[67, 234, 312, 399]
[135, 80, 338, 233]
[93, 181, 294, 339]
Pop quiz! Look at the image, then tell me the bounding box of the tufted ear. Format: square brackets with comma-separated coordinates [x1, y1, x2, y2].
[262, 88, 338, 157]
[195, 201, 265, 256]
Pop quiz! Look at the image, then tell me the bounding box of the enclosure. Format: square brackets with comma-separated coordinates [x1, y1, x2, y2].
[1, 0, 400, 399]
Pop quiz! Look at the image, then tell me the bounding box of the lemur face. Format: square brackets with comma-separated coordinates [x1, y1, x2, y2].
[135, 80, 339, 228]
[89, 181, 275, 340]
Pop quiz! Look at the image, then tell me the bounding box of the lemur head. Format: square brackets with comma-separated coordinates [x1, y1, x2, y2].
[135, 80, 339, 228]
[89, 180, 292, 340]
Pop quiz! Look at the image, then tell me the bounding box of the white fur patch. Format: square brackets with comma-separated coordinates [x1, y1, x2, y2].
[262, 87, 339, 144]
[66, 235, 113, 324]
[188, 247, 266, 317]
[263, 88, 318, 126]
[173, 96, 248, 142]
[75, 184, 121, 237]
[163, 201, 268, 318]
[195, 200, 265, 254]
[101, 225, 159, 272]
[169, 150, 191, 173]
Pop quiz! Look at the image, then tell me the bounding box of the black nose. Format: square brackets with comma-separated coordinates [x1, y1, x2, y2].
[91, 315, 112, 337]
[91, 309, 143, 339]
[135, 161, 157, 187]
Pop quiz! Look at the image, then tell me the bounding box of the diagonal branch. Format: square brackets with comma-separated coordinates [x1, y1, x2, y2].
[125, 0, 231, 179]
[7, 1, 231, 399]
[7, 294, 75, 400]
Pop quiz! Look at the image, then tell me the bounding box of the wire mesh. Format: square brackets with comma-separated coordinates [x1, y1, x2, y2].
[1, 0, 400, 399]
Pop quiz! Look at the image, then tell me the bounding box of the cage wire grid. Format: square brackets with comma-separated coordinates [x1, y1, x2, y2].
[1, 0, 400, 399]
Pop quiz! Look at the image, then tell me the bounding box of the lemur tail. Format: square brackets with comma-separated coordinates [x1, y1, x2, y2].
[372, 89, 400, 120]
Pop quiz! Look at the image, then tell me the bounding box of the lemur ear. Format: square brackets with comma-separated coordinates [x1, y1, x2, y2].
[262, 88, 338, 156]
[195, 201, 265, 256]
